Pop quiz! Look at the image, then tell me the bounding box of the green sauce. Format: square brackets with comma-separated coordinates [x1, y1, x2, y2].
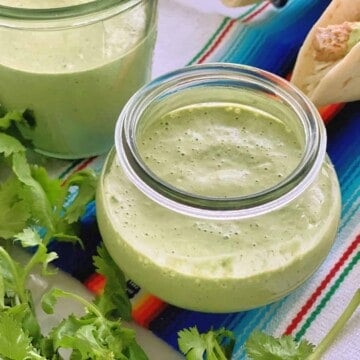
[137, 104, 303, 197]
[0, 0, 156, 158]
[97, 103, 341, 312]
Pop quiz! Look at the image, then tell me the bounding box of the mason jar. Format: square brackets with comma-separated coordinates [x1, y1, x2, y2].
[0, 0, 157, 158]
[96, 63, 341, 312]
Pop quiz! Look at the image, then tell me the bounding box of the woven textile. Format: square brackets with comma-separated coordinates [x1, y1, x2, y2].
[50, 1, 359, 359]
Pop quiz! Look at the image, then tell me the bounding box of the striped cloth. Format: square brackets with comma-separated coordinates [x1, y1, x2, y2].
[50, 1, 359, 359]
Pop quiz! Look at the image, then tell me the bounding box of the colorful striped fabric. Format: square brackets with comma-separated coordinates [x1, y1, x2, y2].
[50, 0, 359, 358]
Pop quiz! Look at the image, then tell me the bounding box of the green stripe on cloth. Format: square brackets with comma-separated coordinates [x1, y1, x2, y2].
[187, 17, 231, 65]
[188, 2, 264, 65]
[295, 249, 360, 341]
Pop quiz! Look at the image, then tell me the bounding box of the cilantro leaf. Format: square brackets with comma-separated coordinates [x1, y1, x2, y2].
[62, 169, 97, 224]
[178, 326, 235, 360]
[245, 331, 314, 360]
[49, 314, 142, 359]
[93, 244, 132, 321]
[0, 311, 45, 360]
[15, 228, 43, 248]
[0, 246, 25, 293]
[30, 166, 65, 209]
[12, 229, 59, 278]
[0, 132, 26, 158]
[0, 178, 30, 239]
[42, 288, 148, 360]
[178, 327, 208, 360]
[12, 152, 54, 231]
[28, 243, 58, 277]
[0, 109, 27, 130]
[0, 276, 5, 309]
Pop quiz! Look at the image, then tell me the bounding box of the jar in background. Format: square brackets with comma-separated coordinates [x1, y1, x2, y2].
[96, 63, 341, 312]
[0, 0, 157, 158]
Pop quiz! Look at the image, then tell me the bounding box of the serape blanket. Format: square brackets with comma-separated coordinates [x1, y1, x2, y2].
[48, 0, 359, 359]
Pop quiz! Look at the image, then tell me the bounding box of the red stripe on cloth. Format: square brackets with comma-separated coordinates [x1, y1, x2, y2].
[197, 20, 236, 64]
[132, 295, 167, 327]
[319, 103, 345, 124]
[74, 156, 97, 172]
[283, 234, 360, 335]
[84, 273, 106, 295]
[242, 2, 271, 23]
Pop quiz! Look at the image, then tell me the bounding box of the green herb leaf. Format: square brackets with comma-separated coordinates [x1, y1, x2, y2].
[245, 331, 315, 360]
[41, 288, 62, 315]
[62, 169, 97, 224]
[178, 327, 208, 360]
[0, 132, 26, 157]
[30, 166, 65, 209]
[0, 109, 27, 130]
[12, 153, 54, 231]
[178, 326, 234, 360]
[0, 178, 30, 239]
[0, 311, 45, 360]
[43, 288, 148, 360]
[0, 246, 24, 292]
[15, 228, 43, 248]
[93, 244, 132, 321]
[26, 243, 58, 277]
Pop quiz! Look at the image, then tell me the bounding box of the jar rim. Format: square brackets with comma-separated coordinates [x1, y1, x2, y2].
[115, 63, 327, 220]
[0, 0, 143, 28]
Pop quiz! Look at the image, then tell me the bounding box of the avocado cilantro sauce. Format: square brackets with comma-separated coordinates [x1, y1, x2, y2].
[97, 101, 341, 312]
[0, 0, 156, 158]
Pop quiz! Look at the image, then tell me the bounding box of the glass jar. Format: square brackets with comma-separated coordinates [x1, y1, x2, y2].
[0, 0, 157, 158]
[96, 63, 341, 312]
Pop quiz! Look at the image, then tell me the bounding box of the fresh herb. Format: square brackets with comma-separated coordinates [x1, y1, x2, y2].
[0, 106, 28, 130]
[178, 289, 359, 360]
[178, 327, 235, 360]
[0, 105, 35, 147]
[41, 284, 147, 360]
[93, 244, 132, 321]
[0, 107, 144, 359]
[245, 289, 360, 360]
[245, 331, 315, 359]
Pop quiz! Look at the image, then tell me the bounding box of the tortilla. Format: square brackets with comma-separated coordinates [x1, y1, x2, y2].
[291, 0, 360, 107]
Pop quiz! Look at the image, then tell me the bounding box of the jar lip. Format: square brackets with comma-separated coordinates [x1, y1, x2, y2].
[0, 0, 142, 27]
[115, 63, 327, 220]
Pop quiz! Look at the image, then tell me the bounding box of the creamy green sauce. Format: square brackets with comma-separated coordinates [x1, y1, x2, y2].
[0, 0, 92, 8]
[97, 103, 341, 312]
[0, 0, 156, 158]
[137, 104, 303, 197]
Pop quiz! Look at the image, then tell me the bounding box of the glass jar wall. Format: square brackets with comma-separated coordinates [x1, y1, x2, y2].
[97, 64, 341, 312]
[0, 0, 157, 158]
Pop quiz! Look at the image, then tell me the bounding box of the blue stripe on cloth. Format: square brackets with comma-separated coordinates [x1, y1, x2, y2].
[327, 102, 360, 233]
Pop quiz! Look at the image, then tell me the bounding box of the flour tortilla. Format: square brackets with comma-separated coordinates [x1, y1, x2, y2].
[291, 0, 360, 107]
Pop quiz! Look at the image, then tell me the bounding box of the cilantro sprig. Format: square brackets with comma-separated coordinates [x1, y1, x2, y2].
[0, 107, 144, 359]
[41, 284, 147, 359]
[178, 327, 235, 360]
[178, 289, 359, 360]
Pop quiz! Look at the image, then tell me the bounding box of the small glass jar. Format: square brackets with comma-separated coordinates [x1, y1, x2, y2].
[97, 63, 341, 312]
[0, 0, 157, 158]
